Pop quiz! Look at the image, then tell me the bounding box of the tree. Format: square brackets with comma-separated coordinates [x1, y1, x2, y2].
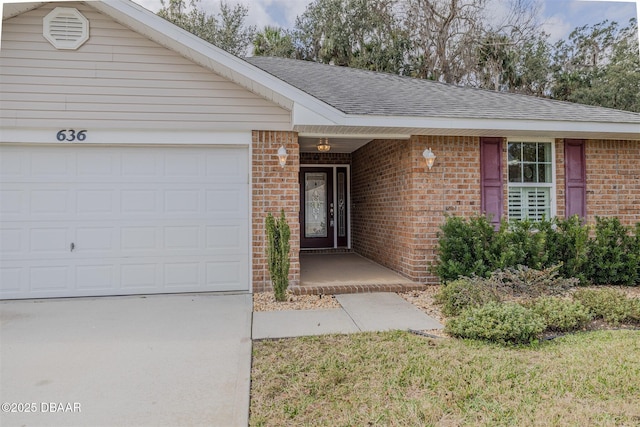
[157, 0, 255, 55]
[290, 0, 409, 74]
[253, 26, 296, 58]
[551, 18, 639, 112]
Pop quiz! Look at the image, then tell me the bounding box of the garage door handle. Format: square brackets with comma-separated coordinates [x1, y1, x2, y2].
[70, 242, 75, 252]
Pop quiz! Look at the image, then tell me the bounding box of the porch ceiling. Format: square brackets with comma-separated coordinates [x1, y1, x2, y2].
[298, 136, 376, 153]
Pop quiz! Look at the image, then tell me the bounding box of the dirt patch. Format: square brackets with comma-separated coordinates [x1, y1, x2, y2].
[253, 290, 340, 312]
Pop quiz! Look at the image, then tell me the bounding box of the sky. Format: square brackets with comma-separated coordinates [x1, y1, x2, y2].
[128, 0, 639, 43]
[0, 0, 637, 44]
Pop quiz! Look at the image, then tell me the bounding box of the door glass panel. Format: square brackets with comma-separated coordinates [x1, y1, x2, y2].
[305, 173, 327, 238]
[337, 172, 346, 237]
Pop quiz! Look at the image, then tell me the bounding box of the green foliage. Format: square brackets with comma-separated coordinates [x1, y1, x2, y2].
[446, 302, 546, 345]
[573, 288, 639, 325]
[158, 0, 255, 55]
[435, 277, 501, 317]
[432, 215, 502, 281]
[265, 210, 291, 302]
[525, 297, 592, 332]
[253, 26, 296, 58]
[491, 264, 579, 298]
[586, 217, 639, 286]
[552, 19, 640, 112]
[292, 0, 408, 73]
[540, 216, 589, 282]
[433, 215, 639, 287]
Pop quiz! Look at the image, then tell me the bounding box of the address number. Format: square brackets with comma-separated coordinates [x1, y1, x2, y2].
[56, 130, 87, 142]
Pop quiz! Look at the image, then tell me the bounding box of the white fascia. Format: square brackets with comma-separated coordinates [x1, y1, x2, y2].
[337, 115, 640, 139]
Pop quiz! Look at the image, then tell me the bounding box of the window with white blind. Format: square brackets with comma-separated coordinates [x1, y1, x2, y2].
[507, 141, 555, 221]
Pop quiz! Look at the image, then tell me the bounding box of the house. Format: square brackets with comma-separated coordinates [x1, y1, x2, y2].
[1, 0, 639, 300]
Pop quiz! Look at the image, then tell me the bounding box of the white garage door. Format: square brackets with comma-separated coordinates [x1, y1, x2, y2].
[0, 144, 250, 299]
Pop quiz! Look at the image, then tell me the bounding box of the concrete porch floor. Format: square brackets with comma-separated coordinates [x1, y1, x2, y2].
[294, 252, 426, 295]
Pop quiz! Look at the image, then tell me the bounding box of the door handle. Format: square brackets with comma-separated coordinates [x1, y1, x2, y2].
[70, 242, 75, 252]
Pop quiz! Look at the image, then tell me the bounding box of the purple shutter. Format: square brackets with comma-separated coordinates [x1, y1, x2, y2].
[564, 139, 586, 218]
[480, 137, 503, 227]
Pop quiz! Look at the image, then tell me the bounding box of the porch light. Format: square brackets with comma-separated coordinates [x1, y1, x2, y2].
[423, 147, 436, 170]
[317, 138, 331, 152]
[277, 145, 288, 168]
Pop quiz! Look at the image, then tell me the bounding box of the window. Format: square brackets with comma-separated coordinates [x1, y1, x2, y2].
[508, 141, 554, 221]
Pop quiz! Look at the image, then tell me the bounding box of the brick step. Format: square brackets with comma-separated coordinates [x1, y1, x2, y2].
[291, 282, 426, 295]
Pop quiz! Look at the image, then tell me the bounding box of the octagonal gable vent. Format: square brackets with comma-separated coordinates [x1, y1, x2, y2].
[43, 7, 89, 50]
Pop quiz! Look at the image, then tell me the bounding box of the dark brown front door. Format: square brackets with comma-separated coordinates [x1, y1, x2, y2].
[300, 168, 334, 248]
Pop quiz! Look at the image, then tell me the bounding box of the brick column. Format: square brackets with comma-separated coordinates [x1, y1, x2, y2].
[252, 131, 300, 292]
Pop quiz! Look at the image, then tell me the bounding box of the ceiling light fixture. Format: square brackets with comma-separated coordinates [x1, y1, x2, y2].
[317, 138, 331, 152]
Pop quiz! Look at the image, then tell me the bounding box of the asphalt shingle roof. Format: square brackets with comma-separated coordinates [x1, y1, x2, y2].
[245, 56, 640, 125]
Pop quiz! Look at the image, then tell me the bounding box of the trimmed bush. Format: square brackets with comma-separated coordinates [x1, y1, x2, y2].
[526, 297, 592, 332]
[490, 264, 578, 298]
[432, 215, 500, 281]
[435, 276, 501, 317]
[586, 217, 639, 286]
[540, 216, 589, 282]
[446, 302, 546, 345]
[573, 288, 639, 325]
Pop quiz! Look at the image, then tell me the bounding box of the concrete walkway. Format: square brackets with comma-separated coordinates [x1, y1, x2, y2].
[252, 292, 443, 339]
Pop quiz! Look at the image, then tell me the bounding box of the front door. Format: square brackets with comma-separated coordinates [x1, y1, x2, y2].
[301, 168, 334, 248]
[300, 167, 349, 249]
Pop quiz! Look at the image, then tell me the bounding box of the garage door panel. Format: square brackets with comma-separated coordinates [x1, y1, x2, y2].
[30, 266, 70, 291]
[0, 190, 23, 215]
[76, 190, 116, 215]
[0, 145, 250, 299]
[30, 189, 70, 215]
[121, 263, 158, 289]
[76, 265, 115, 290]
[30, 227, 70, 253]
[121, 190, 157, 214]
[0, 229, 23, 253]
[164, 262, 200, 288]
[30, 151, 71, 176]
[76, 227, 116, 252]
[121, 226, 158, 251]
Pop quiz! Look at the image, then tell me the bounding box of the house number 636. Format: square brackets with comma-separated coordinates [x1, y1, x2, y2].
[56, 129, 87, 142]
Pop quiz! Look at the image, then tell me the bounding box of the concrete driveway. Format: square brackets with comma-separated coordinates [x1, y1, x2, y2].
[0, 293, 252, 427]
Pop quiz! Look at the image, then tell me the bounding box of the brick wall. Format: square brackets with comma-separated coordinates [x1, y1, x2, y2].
[250, 134, 637, 292]
[252, 131, 300, 292]
[351, 136, 482, 284]
[585, 139, 640, 226]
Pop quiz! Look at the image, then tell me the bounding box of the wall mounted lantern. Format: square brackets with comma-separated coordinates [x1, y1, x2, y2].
[277, 145, 288, 168]
[423, 147, 436, 170]
[317, 138, 331, 152]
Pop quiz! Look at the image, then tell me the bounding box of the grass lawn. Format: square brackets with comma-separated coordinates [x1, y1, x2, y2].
[250, 330, 640, 426]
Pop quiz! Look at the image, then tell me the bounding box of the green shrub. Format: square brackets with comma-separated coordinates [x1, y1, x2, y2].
[446, 302, 546, 345]
[586, 217, 639, 286]
[504, 220, 548, 270]
[265, 209, 291, 302]
[573, 288, 639, 325]
[490, 264, 579, 298]
[525, 297, 592, 332]
[435, 277, 501, 317]
[432, 215, 499, 281]
[540, 216, 589, 282]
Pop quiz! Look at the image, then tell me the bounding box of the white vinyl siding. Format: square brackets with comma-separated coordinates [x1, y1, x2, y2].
[0, 3, 291, 131]
[507, 140, 555, 221]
